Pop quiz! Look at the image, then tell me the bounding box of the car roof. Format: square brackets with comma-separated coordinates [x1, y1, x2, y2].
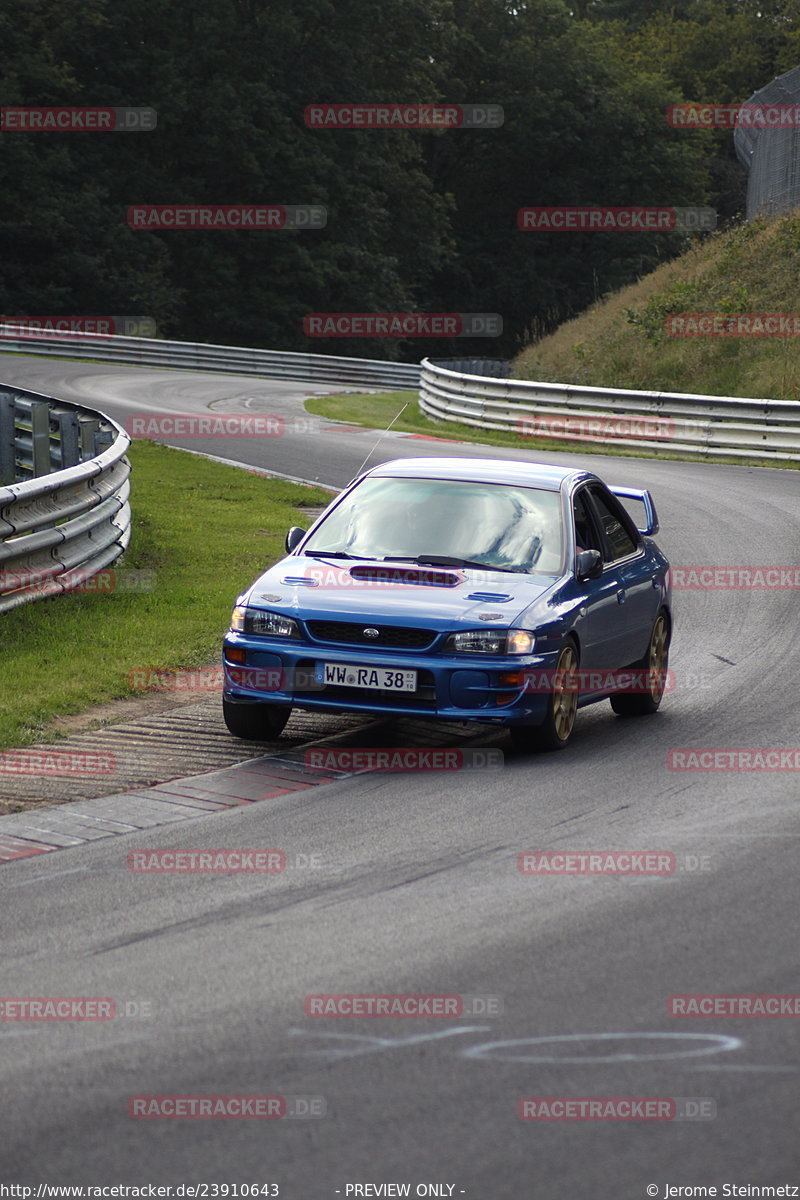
[365, 457, 589, 491]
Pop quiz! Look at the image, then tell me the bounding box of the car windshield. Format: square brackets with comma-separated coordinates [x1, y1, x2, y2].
[301, 476, 564, 574]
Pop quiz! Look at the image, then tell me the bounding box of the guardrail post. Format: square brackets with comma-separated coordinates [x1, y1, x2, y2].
[30, 400, 52, 477]
[80, 418, 100, 458]
[93, 428, 114, 456]
[0, 393, 15, 484]
[57, 411, 82, 469]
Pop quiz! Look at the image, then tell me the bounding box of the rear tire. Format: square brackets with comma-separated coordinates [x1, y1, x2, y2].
[610, 611, 670, 717]
[222, 698, 291, 740]
[509, 639, 579, 753]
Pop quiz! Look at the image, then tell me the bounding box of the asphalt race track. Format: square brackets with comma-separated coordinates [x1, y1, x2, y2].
[2, 355, 799, 1197]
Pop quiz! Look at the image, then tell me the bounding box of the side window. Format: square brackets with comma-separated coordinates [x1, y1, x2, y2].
[572, 490, 602, 553]
[587, 486, 638, 561]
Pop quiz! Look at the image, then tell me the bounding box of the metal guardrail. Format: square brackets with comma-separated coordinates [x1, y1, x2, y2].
[420, 359, 800, 461]
[0, 325, 421, 389]
[0, 388, 117, 483]
[430, 358, 511, 378]
[0, 384, 131, 613]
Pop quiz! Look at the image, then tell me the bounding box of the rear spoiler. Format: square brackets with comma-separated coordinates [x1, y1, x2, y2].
[608, 485, 659, 537]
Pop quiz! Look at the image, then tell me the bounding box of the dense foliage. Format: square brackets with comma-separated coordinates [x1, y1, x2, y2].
[2, 0, 799, 359]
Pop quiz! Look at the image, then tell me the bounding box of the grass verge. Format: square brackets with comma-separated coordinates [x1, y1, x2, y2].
[305, 391, 798, 469]
[0, 441, 332, 751]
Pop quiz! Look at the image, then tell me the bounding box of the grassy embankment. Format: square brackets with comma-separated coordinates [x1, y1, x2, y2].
[513, 211, 800, 400]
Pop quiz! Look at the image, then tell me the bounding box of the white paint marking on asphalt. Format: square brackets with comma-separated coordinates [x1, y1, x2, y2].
[287, 1026, 491, 1059]
[461, 1032, 743, 1063]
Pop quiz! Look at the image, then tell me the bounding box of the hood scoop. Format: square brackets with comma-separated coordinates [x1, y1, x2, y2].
[348, 564, 461, 587]
[467, 591, 513, 602]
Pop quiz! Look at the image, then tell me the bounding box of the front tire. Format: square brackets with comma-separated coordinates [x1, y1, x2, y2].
[510, 639, 579, 753]
[610, 611, 670, 717]
[223, 698, 291, 740]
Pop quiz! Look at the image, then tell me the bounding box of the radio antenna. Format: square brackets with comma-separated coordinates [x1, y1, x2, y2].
[353, 400, 410, 479]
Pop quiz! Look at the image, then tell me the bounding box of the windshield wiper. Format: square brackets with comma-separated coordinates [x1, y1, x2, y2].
[382, 555, 522, 574]
[302, 551, 371, 560]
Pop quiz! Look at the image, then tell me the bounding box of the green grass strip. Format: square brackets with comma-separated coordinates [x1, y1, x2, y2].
[0, 441, 331, 751]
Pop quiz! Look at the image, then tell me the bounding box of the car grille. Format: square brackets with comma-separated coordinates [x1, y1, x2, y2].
[305, 620, 436, 650]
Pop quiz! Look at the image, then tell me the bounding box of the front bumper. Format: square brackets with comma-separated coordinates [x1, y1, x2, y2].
[222, 632, 557, 725]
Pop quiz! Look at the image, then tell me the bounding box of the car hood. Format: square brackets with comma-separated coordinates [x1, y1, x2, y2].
[240, 556, 561, 628]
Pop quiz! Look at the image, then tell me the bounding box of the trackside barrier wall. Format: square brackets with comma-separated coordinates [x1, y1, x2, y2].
[419, 359, 800, 462]
[0, 384, 131, 613]
[0, 325, 421, 389]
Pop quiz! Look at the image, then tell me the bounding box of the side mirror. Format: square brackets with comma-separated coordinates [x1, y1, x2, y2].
[285, 526, 306, 553]
[576, 549, 602, 580]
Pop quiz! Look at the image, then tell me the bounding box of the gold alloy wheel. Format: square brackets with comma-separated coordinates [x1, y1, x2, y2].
[552, 643, 579, 742]
[648, 614, 669, 702]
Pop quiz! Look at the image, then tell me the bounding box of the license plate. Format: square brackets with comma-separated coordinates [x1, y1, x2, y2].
[316, 662, 418, 692]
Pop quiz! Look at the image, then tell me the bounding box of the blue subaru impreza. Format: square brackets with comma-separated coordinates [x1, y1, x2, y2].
[222, 457, 672, 751]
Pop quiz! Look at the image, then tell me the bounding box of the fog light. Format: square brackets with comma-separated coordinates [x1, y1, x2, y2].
[496, 670, 523, 706]
[498, 671, 523, 687]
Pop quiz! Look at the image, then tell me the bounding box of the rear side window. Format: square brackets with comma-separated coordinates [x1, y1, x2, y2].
[587, 486, 638, 561]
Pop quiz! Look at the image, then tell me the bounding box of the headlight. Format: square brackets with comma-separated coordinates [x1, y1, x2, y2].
[446, 629, 535, 655]
[230, 606, 300, 638]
